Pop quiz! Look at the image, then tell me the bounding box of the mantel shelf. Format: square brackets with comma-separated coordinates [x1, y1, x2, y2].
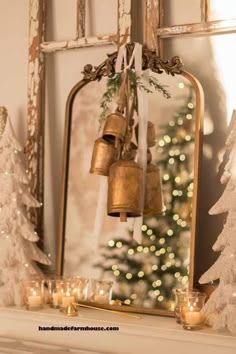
[0, 307, 236, 354]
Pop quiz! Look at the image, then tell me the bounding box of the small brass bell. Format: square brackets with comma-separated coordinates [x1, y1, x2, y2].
[135, 121, 156, 147]
[64, 303, 79, 317]
[144, 163, 165, 216]
[90, 138, 117, 176]
[108, 160, 143, 222]
[103, 112, 127, 148]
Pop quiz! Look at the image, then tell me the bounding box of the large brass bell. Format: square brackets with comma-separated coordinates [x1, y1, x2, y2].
[144, 163, 165, 216]
[103, 112, 127, 148]
[108, 160, 143, 222]
[135, 121, 156, 147]
[90, 138, 117, 176]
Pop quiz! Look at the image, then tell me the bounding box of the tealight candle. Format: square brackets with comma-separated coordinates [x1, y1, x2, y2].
[180, 293, 206, 330]
[25, 280, 44, 310]
[61, 292, 75, 308]
[185, 306, 202, 325]
[90, 279, 113, 304]
[94, 290, 107, 304]
[28, 291, 42, 308]
[52, 292, 63, 307]
[173, 289, 200, 324]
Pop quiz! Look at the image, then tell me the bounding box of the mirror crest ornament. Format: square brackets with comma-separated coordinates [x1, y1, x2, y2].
[57, 43, 204, 316]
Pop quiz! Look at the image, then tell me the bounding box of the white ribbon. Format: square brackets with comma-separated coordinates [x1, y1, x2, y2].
[92, 43, 148, 249]
[115, 43, 148, 244]
[133, 46, 149, 244]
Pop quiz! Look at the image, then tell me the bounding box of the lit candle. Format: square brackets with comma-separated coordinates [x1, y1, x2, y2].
[28, 291, 42, 308]
[94, 290, 108, 304]
[61, 292, 75, 307]
[52, 292, 62, 307]
[185, 306, 203, 325]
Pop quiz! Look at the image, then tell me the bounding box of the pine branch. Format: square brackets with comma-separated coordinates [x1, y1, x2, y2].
[148, 76, 171, 99]
[99, 69, 171, 129]
[99, 73, 122, 127]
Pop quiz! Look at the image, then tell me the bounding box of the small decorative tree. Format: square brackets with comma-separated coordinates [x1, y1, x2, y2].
[0, 107, 51, 306]
[199, 111, 236, 333]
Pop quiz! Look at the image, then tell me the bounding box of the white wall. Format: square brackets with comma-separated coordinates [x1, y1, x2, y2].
[0, 0, 29, 144]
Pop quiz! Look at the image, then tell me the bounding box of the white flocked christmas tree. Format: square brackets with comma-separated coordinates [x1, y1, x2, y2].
[199, 110, 236, 333]
[0, 107, 51, 306]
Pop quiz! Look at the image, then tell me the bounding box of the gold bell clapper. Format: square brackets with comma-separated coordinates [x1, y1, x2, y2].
[107, 160, 143, 222]
[89, 138, 117, 176]
[102, 111, 127, 148]
[135, 121, 156, 148]
[144, 163, 165, 216]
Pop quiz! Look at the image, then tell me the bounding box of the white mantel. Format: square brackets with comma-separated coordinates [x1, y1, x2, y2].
[0, 307, 236, 354]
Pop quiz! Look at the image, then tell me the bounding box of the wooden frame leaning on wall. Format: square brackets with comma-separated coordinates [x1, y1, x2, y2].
[26, 0, 132, 235]
[27, 0, 236, 293]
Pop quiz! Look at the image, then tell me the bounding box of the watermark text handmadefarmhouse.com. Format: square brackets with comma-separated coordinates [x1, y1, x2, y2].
[38, 326, 119, 331]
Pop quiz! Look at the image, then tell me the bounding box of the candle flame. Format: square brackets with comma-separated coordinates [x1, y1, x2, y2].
[66, 291, 70, 296]
[32, 291, 37, 296]
[189, 305, 194, 312]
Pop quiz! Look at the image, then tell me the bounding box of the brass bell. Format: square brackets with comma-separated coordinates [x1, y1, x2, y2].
[144, 163, 165, 216]
[64, 303, 79, 317]
[108, 160, 143, 222]
[103, 112, 127, 148]
[135, 121, 156, 147]
[90, 138, 117, 176]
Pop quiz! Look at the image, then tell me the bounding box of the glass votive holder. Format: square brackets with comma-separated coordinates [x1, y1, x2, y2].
[72, 277, 89, 302]
[59, 280, 76, 309]
[47, 279, 63, 308]
[173, 288, 200, 324]
[41, 278, 53, 305]
[90, 279, 113, 304]
[25, 280, 44, 310]
[180, 293, 206, 330]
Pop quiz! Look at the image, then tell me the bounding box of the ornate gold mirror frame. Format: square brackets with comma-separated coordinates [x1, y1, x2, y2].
[57, 43, 204, 316]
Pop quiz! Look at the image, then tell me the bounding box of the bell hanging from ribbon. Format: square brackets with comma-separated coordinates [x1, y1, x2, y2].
[143, 162, 165, 216]
[107, 160, 143, 222]
[135, 121, 156, 147]
[89, 138, 117, 176]
[102, 111, 127, 148]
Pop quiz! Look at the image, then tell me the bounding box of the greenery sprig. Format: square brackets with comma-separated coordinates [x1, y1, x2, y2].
[99, 69, 171, 129]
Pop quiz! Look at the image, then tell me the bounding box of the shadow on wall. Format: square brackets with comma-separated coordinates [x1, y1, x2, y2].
[164, 35, 227, 282]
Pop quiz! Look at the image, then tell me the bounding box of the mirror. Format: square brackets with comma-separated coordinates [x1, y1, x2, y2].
[163, 33, 236, 293]
[57, 46, 204, 315]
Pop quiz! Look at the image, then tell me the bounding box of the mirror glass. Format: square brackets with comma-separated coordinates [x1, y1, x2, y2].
[163, 33, 236, 285]
[62, 72, 197, 311]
